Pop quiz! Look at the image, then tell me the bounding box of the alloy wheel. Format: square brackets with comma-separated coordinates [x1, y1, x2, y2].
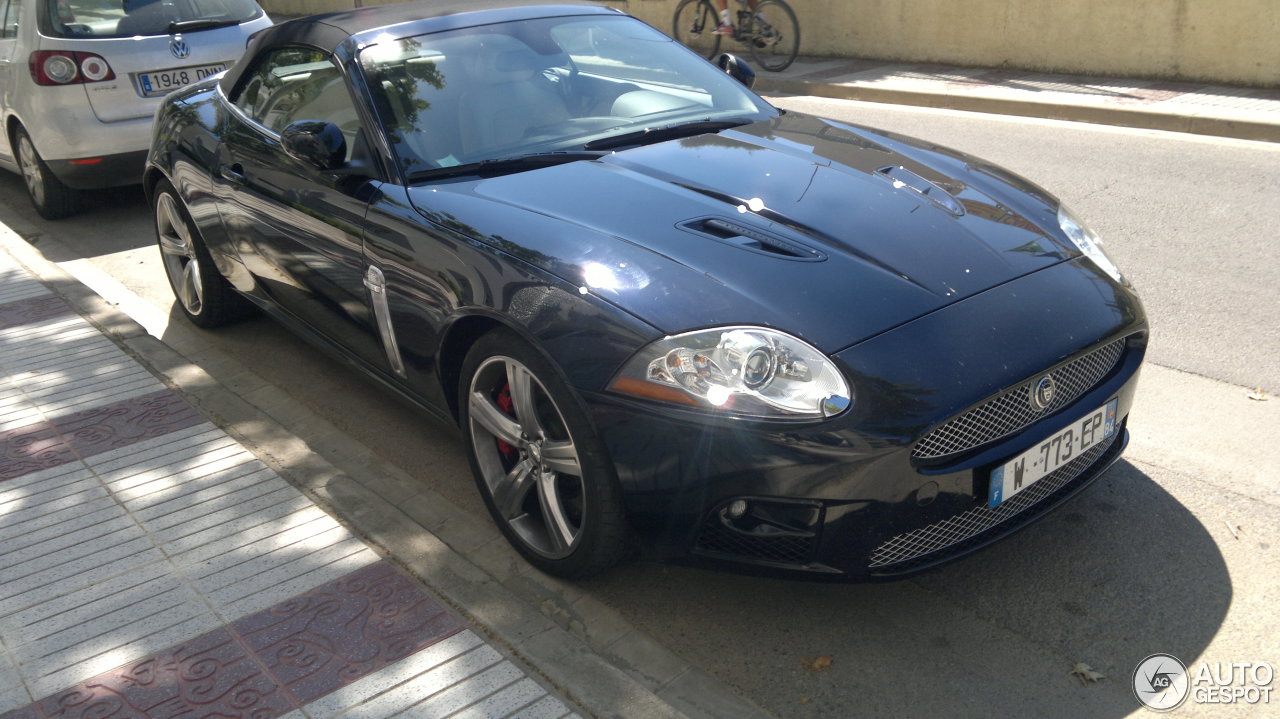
[468, 355, 585, 559]
[156, 193, 204, 316]
[17, 135, 45, 207]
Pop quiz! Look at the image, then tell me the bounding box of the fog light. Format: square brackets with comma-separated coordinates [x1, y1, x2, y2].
[726, 499, 749, 519]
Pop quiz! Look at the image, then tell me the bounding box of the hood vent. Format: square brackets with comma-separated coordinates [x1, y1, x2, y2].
[680, 217, 826, 262]
[877, 165, 966, 216]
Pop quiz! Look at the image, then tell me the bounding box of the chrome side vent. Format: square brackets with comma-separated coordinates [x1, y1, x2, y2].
[364, 265, 407, 379]
[680, 217, 825, 261]
[877, 165, 965, 216]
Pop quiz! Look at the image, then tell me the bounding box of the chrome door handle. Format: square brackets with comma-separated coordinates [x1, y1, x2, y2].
[219, 163, 245, 184]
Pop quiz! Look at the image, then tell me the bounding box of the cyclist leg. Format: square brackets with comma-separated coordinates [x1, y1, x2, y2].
[713, 0, 734, 33]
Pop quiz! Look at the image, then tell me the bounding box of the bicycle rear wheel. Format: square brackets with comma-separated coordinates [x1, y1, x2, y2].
[673, 0, 721, 60]
[748, 0, 800, 71]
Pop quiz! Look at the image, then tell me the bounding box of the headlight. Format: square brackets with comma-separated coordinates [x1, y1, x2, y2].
[609, 326, 851, 419]
[1058, 205, 1122, 283]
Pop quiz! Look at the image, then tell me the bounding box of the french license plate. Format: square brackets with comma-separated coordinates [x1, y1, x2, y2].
[137, 63, 226, 97]
[988, 399, 1118, 508]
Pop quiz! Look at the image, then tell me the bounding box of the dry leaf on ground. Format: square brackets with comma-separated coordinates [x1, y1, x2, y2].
[800, 656, 834, 672]
[1070, 662, 1105, 686]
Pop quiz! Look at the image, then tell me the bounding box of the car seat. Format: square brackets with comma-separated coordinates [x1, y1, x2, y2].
[456, 39, 570, 159]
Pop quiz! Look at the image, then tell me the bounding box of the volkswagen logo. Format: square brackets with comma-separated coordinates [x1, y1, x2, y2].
[1029, 375, 1056, 411]
[170, 37, 191, 59]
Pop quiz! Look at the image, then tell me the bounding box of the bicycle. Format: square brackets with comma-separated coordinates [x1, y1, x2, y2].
[672, 0, 800, 72]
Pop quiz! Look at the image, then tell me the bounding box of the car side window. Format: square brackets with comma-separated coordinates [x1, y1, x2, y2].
[2, 0, 20, 39]
[232, 47, 360, 142]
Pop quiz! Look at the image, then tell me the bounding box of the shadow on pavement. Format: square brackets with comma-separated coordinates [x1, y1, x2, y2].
[583, 459, 1229, 718]
[0, 174, 151, 258]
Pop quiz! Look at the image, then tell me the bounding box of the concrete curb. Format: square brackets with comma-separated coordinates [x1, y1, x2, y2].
[0, 222, 774, 719]
[754, 77, 1280, 144]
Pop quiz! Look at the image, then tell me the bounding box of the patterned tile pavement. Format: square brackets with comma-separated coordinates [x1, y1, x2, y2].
[0, 253, 580, 718]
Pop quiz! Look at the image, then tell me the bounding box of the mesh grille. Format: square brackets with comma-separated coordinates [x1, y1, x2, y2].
[913, 339, 1125, 460]
[695, 521, 815, 565]
[870, 429, 1119, 569]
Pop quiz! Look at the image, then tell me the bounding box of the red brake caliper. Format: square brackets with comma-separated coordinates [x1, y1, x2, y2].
[495, 382, 518, 461]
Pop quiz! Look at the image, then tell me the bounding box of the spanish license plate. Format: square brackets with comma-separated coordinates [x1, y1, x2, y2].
[137, 63, 226, 97]
[987, 399, 1118, 508]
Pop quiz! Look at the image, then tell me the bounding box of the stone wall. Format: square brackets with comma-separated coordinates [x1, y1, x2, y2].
[257, 0, 1280, 87]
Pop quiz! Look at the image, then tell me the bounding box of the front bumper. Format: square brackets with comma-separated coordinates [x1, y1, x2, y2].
[585, 259, 1147, 580]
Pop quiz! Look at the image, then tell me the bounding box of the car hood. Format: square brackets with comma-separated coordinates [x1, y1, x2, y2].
[406, 111, 1076, 353]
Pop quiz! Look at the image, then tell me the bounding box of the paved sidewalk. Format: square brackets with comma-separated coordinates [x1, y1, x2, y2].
[754, 56, 1280, 142]
[0, 251, 582, 719]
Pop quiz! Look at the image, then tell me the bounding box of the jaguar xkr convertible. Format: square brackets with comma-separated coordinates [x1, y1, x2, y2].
[145, 0, 1147, 579]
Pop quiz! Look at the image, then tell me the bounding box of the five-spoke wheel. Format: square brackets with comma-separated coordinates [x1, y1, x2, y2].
[461, 329, 628, 577]
[469, 355, 585, 557]
[152, 179, 251, 327]
[157, 192, 206, 317]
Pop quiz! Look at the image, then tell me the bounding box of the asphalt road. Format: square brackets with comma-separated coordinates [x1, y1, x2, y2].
[774, 97, 1280, 394]
[1, 97, 1277, 718]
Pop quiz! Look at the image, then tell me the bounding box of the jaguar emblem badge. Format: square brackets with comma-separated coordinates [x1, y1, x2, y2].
[170, 37, 191, 59]
[1030, 375, 1056, 411]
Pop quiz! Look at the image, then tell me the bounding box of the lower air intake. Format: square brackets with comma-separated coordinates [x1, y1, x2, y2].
[870, 428, 1122, 571]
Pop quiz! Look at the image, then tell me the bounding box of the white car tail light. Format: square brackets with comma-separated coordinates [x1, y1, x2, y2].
[29, 51, 117, 86]
[79, 55, 113, 81]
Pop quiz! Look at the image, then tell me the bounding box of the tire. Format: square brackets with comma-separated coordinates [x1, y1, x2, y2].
[748, 0, 800, 71]
[460, 328, 629, 578]
[673, 0, 722, 60]
[153, 179, 252, 328]
[14, 126, 80, 220]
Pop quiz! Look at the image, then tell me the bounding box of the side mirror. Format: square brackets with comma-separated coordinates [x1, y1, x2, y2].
[716, 53, 755, 89]
[281, 120, 347, 171]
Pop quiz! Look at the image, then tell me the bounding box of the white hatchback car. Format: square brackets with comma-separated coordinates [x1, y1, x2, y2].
[0, 0, 270, 218]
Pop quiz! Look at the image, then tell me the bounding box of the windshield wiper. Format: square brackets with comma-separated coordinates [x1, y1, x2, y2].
[407, 151, 606, 182]
[582, 118, 755, 151]
[168, 18, 242, 34]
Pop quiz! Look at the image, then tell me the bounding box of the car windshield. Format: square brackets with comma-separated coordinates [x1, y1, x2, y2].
[43, 0, 261, 38]
[359, 14, 776, 179]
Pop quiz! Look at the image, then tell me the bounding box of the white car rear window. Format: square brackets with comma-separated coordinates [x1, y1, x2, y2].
[44, 0, 262, 38]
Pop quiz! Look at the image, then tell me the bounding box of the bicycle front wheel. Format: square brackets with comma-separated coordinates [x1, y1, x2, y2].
[673, 0, 721, 60]
[748, 0, 800, 71]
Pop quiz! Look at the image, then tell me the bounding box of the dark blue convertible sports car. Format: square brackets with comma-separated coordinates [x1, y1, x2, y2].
[145, 0, 1147, 579]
